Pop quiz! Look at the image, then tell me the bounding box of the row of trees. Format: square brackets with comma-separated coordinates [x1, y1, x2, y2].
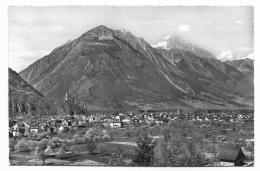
[132, 132, 205, 166]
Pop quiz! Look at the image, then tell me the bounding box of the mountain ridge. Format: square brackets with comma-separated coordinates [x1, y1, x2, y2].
[9, 68, 56, 117]
[19, 25, 254, 111]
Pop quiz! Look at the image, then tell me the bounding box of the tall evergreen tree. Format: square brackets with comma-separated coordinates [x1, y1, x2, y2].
[133, 133, 155, 166]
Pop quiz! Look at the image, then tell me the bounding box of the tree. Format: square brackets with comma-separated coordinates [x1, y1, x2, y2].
[153, 138, 169, 166]
[133, 133, 155, 166]
[153, 136, 205, 166]
[85, 128, 98, 139]
[162, 127, 171, 142]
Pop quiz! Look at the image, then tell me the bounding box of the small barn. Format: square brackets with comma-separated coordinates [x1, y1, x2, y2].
[219, 146, 247, 166]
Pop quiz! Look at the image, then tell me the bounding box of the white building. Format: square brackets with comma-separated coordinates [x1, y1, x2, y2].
[110, 122, 122, 128]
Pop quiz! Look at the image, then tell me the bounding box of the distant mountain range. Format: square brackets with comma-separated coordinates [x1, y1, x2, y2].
[153, 35, 216, 59]
[216, 51, 254, 62]
[10, 25, 253, 115]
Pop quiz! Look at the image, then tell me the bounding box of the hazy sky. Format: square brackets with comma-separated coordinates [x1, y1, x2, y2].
[9, 6, 254, 72]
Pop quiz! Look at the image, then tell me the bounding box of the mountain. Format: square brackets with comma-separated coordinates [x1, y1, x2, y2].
[153, 35, 254, 106]
[19, 25, 254, 111]
[226, 58, 254, 75]
[9, 68, 56, 117]
[153, 35, 215, 59]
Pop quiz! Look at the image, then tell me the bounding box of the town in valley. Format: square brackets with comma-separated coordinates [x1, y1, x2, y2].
[8, 6, 254, 167]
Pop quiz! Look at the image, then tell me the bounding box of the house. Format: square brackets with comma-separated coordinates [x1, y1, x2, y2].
[110, 122, 122, 128]
[155, 120, 163, 125]
[219, 146, 247, 166]
[122, 118, 131, 124]
[30, 127, 38, 134]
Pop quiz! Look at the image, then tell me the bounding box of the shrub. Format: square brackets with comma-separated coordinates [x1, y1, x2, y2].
[200, 124, 208, 129]
[9, 139, 16, 151]
[109, 153, 125, 166]
[85, 128, 97, 138]
[86, 141, 97, 154]
[73, 134, 85, 144]
[27, 140, 38, 150]
[56, 146, 66, 158]
[49, 137, 62, 148]
[15, 138, 29, 152]
[38, 139, 49, 150]
[36, 132, 49, 141]
[69, 145, 83, 154]
[102, 130, 112, 141]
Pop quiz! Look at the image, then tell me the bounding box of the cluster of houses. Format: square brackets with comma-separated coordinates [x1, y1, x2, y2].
[86, 109, 254, 128]
[9, 108, 254, 167]
[9, 109, 254, 138]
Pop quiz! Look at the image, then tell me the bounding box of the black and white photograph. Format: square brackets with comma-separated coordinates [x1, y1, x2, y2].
[6, 4, 255, 167]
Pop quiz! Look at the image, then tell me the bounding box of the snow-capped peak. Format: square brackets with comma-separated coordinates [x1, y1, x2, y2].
[152, 34, 179, 49]
[152, 41, 170, 49]
[217, 51, 254, 61]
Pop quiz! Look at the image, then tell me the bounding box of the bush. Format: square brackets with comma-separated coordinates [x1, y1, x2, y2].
[38, 139, 49, 150]
[9, 139, 16, 151]
[56, 146, 66, 158]
[49, 137, 62, 148]
[85, 128, 97, 138]
[109, 153, 125, 166]
[73, 134, 85, 144]
[86, 141, 97, 154]
[15, 138, 29, 152]
[200, 124, 208, 129]
[102, 130, 112, 141]
[27, 140, 38, 150]
[69, 145, 83, 154]
[36, 132, 49, 141]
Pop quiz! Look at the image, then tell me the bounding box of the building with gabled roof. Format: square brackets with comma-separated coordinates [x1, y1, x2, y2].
[219, 146, 247, 166]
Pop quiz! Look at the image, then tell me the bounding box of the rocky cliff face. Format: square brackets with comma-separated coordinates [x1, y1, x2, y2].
[19, 25, 254, 111]
[9, 68, 56, 117]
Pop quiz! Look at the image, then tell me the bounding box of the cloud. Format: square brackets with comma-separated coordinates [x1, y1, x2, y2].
[51, 25, 65, 31]
[217, 51, 233, 61]
[202, 21, 211, 25]
[178, 25, 190, 32]
[235, 20, 243, 24]
[245, 53, 254, 60]
[9, 41, 50, 71]
[217, 51, 254, 61]
[143, 20, 176, 27]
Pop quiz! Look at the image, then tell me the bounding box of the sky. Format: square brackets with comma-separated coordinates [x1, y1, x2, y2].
[9, 6, 254, 72]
